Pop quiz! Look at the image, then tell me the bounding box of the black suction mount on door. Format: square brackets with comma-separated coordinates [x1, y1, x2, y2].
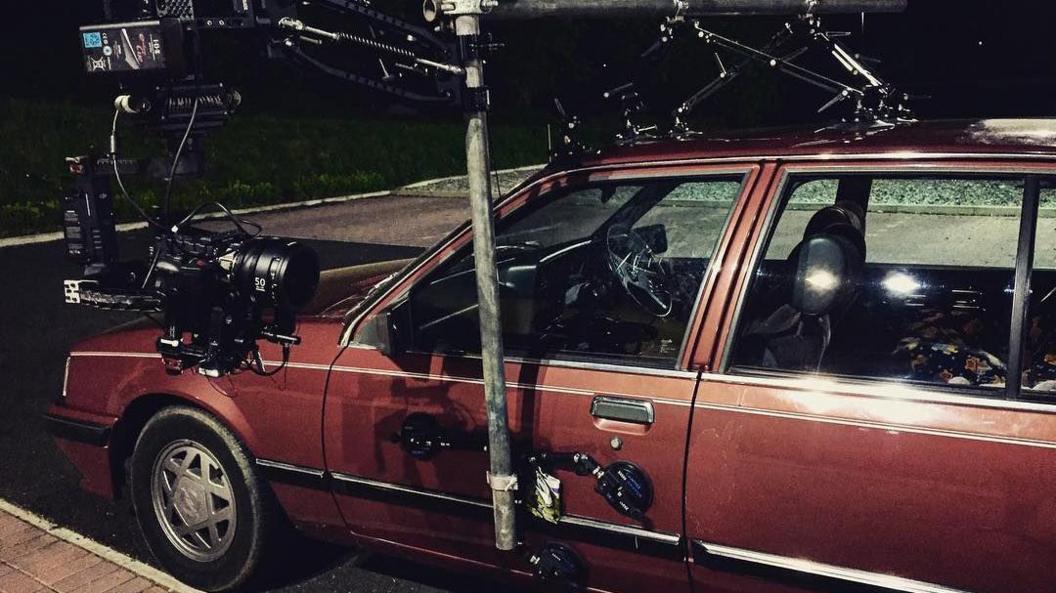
[530, 542, 585, 590]
[530, 452, 654, 520]
[394, 412, 487, 461]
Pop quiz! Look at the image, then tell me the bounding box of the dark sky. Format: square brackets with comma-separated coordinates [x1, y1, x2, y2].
[2, 1, 1055, 126]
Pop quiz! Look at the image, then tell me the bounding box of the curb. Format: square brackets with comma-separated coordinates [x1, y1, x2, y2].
[397, 164, 544, 190]
[0, 164, 546, 250]
[0, 190, 392, 249]
[0, 498, 202, 593]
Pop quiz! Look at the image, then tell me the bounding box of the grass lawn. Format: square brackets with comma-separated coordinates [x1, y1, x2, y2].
[0, 98, 548, 237]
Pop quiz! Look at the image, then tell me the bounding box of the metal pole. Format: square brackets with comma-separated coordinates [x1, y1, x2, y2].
[454, 12, 519, 552]
[488, 0, 907, 19]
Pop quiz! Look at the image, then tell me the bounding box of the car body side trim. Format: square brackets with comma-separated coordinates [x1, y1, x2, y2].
[692, 398, 1056, 450]
[700, 371, 1056, 415]
[43, 413, 111, 447]
[329, 472, 685, 560]
[69, 351, 161, 359]
[692, 540, 970, 593]
[257, 461, 683, 559]
[66, 351, 696, 407]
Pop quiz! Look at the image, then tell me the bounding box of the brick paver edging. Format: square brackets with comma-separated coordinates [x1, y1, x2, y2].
[0, 499, 201, 593]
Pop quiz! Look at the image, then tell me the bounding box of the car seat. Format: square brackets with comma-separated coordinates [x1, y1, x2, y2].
[742, 204, 866, 371]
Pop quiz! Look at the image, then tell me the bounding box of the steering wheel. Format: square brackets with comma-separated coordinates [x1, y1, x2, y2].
[605, 223, 673, 317]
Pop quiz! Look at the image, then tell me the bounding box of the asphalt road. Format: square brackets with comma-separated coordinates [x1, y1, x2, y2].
[0, 195, 500, 593]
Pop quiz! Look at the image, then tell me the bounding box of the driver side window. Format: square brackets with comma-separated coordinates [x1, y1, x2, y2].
[406, 176, 744, 367]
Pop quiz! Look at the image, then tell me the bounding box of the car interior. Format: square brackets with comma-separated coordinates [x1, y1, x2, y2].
[406, 180, 737, 365]
[732, 175, 1056, 393]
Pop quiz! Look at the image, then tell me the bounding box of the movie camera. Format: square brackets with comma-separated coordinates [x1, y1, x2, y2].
[64, 0, 465, 377]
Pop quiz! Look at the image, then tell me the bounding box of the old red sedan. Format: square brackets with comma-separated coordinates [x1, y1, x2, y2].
[46, 119, 1056, 593]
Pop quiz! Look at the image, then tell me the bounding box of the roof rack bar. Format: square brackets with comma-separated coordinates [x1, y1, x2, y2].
[489, 0, 907, 20]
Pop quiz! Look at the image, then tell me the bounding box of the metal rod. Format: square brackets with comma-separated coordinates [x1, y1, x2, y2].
[454, 13, 518, 552]
[489, 0, 907, 19]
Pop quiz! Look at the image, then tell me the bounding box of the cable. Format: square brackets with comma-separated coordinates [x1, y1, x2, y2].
[173, 201, 262, 237]
[162, 97, 200, 221]
[110, 108, 167, 233]
[250, 344, 290, 376]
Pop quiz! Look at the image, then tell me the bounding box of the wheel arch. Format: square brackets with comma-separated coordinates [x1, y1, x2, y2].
[108, 392, 256, 498]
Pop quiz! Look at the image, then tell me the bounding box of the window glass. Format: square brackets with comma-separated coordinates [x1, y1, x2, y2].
[730, 175, 1025, 392]
[1023, 181, 1056, 391]
[407, 177, 743, 367]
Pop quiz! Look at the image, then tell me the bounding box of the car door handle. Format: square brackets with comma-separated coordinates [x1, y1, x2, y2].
[590, 396, 654, 425]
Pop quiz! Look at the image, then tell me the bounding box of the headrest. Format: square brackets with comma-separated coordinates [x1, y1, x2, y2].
[792, 234, 862, 317]
[804, 204, 866, 258]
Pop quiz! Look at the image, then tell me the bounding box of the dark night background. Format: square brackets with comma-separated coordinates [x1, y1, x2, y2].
[1, 1, 1056, 239]
[3, 1, 1056, 120]
[0, 3, 1055, 591]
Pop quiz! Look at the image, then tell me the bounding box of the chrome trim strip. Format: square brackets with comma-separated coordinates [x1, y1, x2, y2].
[69, 351, 161, 359]
[61, 356, 71, 400]
[255, 458, 326, 478]
[314, 362, 693, 407]
[331, 472, 682, 547]
[696, 541, 970, 593]
[330, 472, 492, 509]
[430, 352, 700, 380]
[559, 515, 681, 546]
[693, 399, 1056, 450]
[701, 372, 1056, 415]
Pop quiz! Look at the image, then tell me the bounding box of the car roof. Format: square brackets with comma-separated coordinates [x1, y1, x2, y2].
[576, 118, 1056, 167]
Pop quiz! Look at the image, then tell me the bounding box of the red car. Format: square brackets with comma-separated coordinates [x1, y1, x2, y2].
[47, 119, 1056, 593]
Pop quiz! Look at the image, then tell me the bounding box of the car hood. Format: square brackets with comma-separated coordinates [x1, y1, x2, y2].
[88, 257, 413, 342]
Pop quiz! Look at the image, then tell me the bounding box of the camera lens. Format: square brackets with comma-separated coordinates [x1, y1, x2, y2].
[232, 238, 320, 310]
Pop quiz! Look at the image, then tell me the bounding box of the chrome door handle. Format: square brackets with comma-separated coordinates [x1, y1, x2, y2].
[590, 396, 654, 425]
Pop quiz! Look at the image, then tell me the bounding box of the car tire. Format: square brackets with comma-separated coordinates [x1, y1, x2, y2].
[130, 406, 275, 592]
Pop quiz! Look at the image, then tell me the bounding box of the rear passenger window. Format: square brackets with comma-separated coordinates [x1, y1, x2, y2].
[1023, 182, 1056, 392]
[729, 174, 1027, 392]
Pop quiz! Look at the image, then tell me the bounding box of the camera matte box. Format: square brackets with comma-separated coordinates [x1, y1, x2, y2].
[79, 20, 186, 76]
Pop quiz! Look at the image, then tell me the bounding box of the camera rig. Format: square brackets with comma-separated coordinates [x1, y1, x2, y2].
[64, 0, 473, 377]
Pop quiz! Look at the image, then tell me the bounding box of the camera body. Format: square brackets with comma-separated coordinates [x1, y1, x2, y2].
[65, 0, 457, 376]
[149, 229, 320, 376]
[63, 159, 320, 378]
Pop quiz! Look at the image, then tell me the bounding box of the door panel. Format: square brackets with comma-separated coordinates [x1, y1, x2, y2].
[687, 163, 1056, 593]
[325, 165, 762, 590]
[324, 346, 696, 593]
[686, 378, 1056, 593]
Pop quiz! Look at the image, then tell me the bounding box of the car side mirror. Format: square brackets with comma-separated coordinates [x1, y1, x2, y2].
[636, 224, 668, 255]
[356, 300, 409, 357]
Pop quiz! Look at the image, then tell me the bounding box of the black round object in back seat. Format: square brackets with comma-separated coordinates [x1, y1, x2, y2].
[793, 235, 861, 316]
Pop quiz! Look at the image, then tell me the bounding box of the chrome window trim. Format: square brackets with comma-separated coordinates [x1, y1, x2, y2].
[341, 153, 1056, 346]
[718, 165, 1056, 400]
[695, 541, 970, 593]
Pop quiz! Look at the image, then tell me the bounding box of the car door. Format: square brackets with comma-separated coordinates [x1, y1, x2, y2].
[685, 162, 1056, 593]
[324, 163, 760, 592]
